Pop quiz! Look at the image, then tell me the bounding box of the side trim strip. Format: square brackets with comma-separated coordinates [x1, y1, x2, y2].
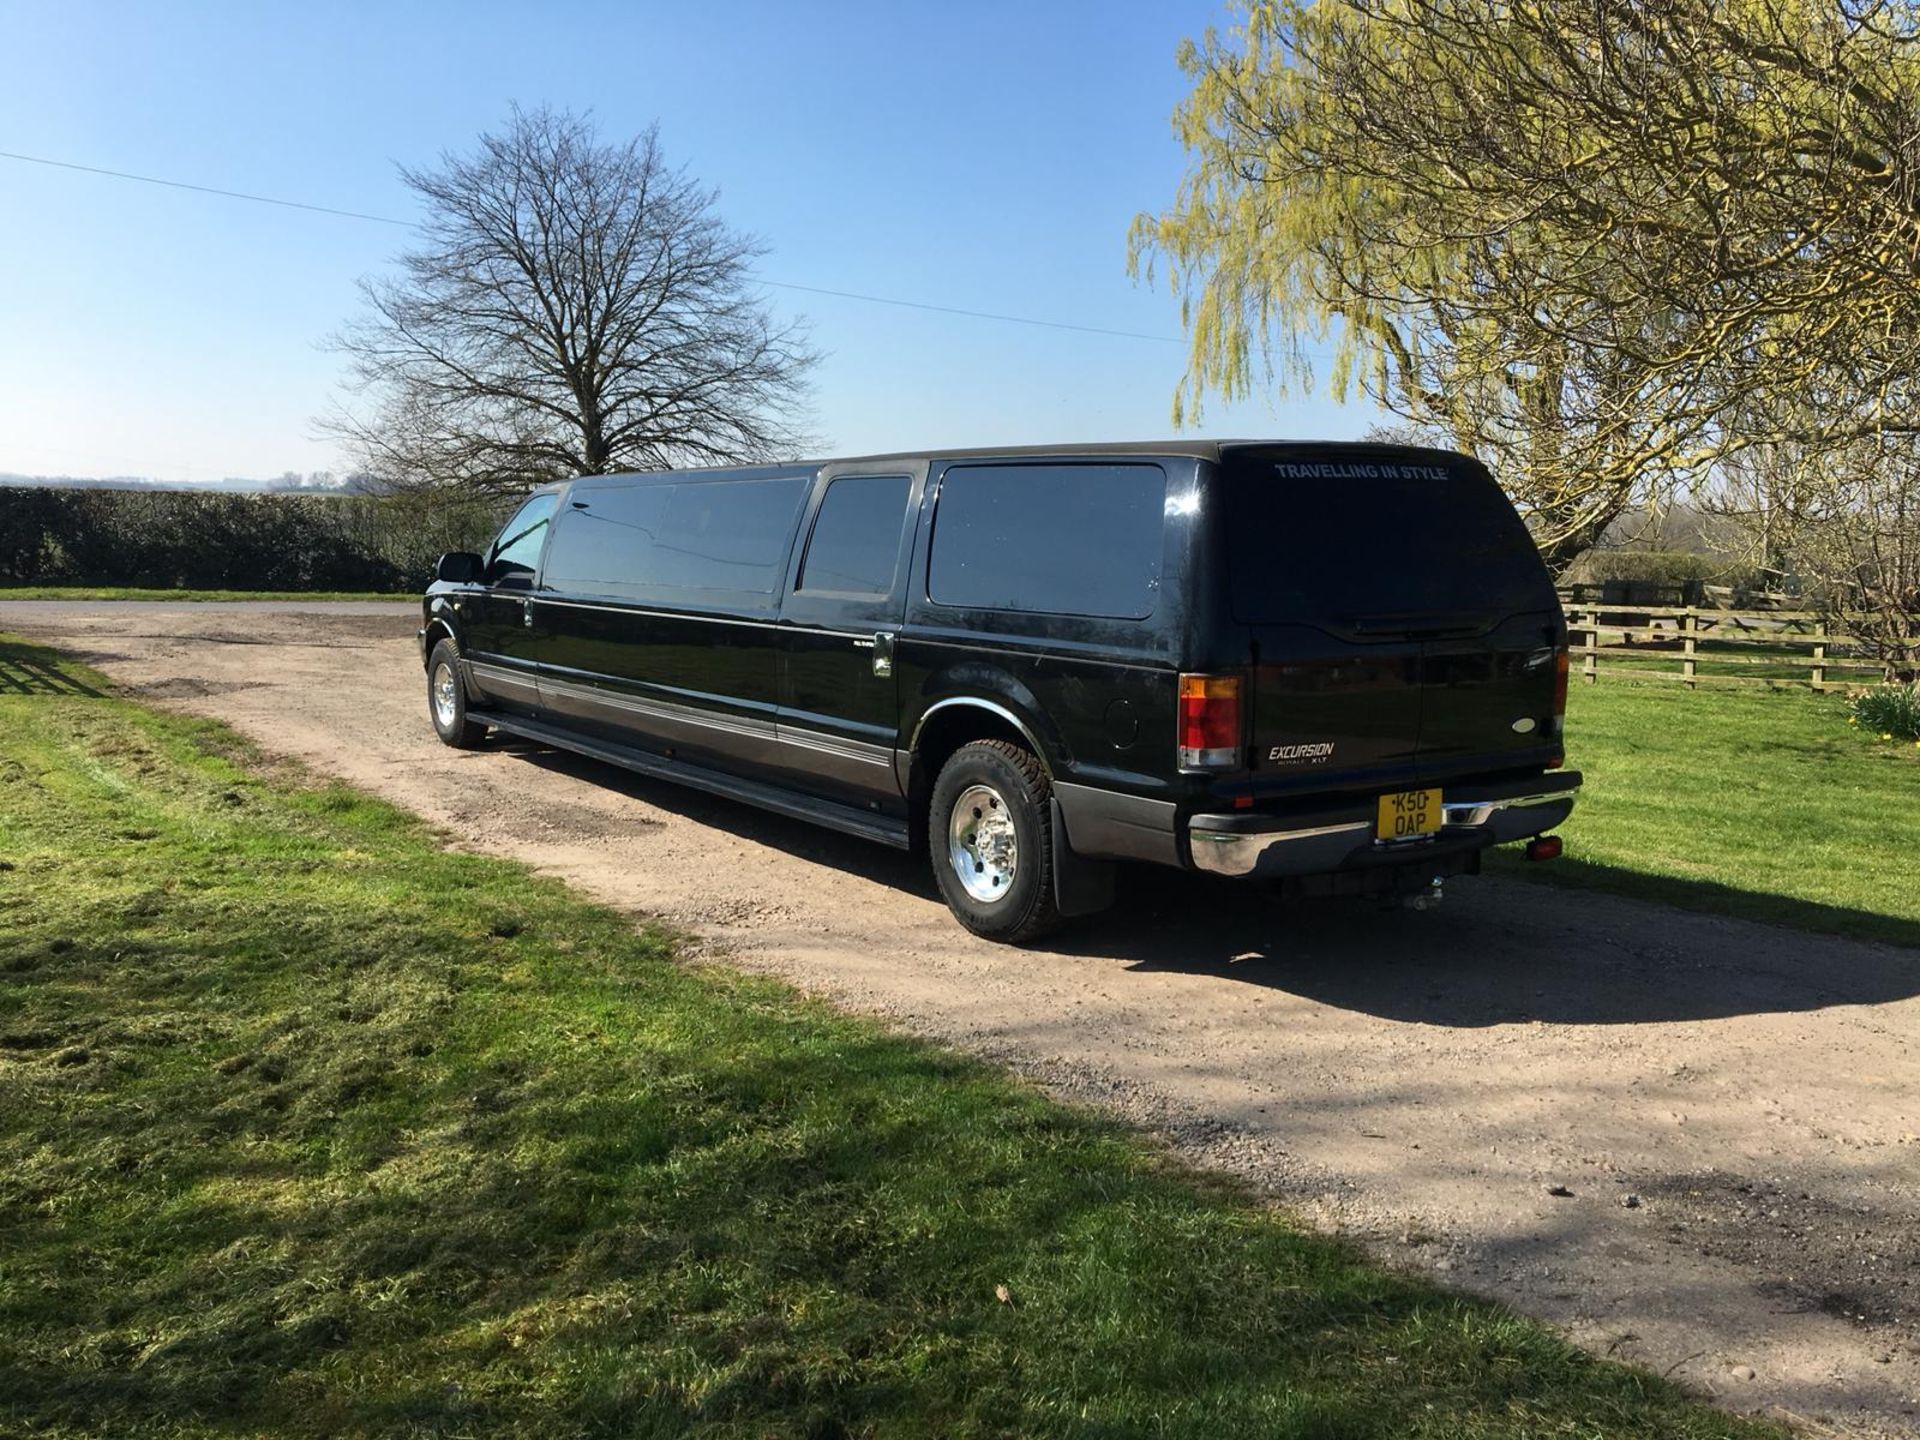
[540, 675, 894, 771]
[534, 594, 864, 641]
[471, 710, 912, 851]
[466, 659, 539, 697]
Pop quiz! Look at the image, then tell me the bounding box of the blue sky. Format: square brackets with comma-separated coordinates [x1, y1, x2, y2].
[0, 1, 1377, 481]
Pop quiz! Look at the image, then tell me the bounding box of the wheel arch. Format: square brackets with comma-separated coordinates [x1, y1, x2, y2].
[421, 615, 459, 669]
[905, 696, 1055, 856]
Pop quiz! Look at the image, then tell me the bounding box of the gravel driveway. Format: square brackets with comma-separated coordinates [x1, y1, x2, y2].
[7, 600, 1917, 1435]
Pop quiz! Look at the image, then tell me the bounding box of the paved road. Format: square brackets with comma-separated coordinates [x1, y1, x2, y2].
[6, 599, 1916, 1435]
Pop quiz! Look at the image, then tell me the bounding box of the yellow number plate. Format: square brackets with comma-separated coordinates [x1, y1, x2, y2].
[1377, 788, 1441, 841]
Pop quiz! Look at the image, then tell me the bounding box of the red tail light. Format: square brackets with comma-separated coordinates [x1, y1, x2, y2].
[1548, 646, 1570, 768]
[1178, 673, 1242, 770]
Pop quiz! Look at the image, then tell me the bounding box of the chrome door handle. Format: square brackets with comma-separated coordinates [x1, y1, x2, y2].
[871, 631, 895, 678]
[522, 599, 535, 628]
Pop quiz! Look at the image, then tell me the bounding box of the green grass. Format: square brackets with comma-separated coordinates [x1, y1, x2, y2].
[0, 636, 1772, 1440]
[1493, 679, 1920, 947]
[0, 586, 412, 602]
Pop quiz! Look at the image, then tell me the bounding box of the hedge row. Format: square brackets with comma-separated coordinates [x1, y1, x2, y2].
[0, 488, 506, 592]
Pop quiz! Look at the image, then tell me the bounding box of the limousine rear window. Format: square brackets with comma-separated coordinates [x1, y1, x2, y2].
[1224, 453, 1548, 625]
[543, 476, 809, 597]
[798, 474, 912, 596]
[929, 463, 1165, 619]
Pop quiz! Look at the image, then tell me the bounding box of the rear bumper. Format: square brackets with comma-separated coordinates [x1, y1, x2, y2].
[1187, 772, 1582, 880]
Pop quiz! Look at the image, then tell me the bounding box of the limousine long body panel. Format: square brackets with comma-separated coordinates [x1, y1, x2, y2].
[420, 440, 1576, 933]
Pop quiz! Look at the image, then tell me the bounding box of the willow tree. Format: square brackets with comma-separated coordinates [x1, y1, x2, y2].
[326, 107, 817, 496]
[1132, 0, 1920, 572]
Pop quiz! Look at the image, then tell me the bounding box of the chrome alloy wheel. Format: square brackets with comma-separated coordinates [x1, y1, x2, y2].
[947, 782, 1018, 903]
[431, 661, 459, 729]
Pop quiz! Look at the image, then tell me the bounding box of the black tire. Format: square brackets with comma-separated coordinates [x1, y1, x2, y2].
[928, 739, 1062, 944]
[426, 638, 488, 750]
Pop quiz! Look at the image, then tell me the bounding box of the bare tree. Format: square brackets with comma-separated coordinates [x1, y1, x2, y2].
[325, 107, 817, 495]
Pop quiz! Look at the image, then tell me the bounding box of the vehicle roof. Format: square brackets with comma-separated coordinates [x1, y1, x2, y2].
[572, 438, 1470, 485]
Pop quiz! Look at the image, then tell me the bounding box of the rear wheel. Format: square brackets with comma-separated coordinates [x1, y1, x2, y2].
[427, 638, 488, 749]
[929, 740, 1061, 943]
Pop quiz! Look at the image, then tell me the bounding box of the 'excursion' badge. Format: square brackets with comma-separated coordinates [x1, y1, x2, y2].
[1268, 742, 1335, 764]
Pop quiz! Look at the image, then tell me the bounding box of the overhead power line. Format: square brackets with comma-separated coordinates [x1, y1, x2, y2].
[0, 149, 412, 226]
[0, 148, 1186, 344]
[746, 279, 1180, 343]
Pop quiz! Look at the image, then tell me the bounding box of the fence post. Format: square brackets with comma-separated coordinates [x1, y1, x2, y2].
[1811, 620, 1827, 692]
[1682, 609, 1697, 690]
[1582, 607, 1598, 684]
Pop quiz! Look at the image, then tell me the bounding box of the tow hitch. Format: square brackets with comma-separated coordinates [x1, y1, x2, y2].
[1526, 835, 1564, 862]
[1403, 876, 1446, 911]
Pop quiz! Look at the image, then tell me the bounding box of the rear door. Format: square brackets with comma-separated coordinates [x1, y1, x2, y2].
[773, 467, 922, 808]
[1222, 448, 1563, 793]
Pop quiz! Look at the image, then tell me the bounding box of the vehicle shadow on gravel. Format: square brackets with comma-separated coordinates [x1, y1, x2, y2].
[1059, 863, 1920, 1026]
[496, 741, 940, 892]
[492, 739, 1919, 1028]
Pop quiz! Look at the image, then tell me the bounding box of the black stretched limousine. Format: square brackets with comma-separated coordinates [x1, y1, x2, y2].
[419, 441, 1579, 941]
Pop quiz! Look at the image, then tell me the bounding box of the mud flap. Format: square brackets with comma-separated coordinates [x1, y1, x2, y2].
[1051, 796, 1116, 918]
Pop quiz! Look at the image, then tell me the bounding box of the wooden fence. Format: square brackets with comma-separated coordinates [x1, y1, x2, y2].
[1558, 600, 1885, 691]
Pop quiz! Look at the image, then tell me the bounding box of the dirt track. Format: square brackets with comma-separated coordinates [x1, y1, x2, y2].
[7, 600, 1917, 1435]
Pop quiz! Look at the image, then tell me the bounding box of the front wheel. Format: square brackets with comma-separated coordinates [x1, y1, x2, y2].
[928, 740, 1062, 944]
[427, 638, 488, 749]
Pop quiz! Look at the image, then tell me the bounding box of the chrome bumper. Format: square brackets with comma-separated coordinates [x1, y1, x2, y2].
[1188, 781, 1581, 880]
[1439, 788, 1583, 828]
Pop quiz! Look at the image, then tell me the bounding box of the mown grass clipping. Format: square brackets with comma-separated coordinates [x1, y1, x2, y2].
[0, 636, 1775, 1437]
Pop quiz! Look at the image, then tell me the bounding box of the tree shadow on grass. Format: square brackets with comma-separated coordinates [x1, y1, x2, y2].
[0, 936, 1767, 1438]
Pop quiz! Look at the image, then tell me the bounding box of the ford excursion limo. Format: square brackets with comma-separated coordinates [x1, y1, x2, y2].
[419, 441, 1579, 941]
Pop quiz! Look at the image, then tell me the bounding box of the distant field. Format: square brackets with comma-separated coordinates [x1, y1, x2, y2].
[0, 586, 412, 602]
[1493, 679, 1920, 947]
[0, 634, 1771, 1439]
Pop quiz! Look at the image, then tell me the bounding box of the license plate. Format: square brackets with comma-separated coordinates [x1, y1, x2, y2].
[1377, 788, 1441, 841]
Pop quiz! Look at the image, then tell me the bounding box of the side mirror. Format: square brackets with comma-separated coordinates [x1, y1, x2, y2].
[434, 551, 484, 584]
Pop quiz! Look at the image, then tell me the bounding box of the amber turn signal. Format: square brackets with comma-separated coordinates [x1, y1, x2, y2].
[1177, 673, 1243, 771]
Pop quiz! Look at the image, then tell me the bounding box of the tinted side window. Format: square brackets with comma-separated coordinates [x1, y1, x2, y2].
[653, 477, 808, 593]
[542, 477, 808, 598]
[798, 475, 912, 596]
[487, 493, 558, 587]
[929, 464, 1166, 618]
[542, 486, 669, 596]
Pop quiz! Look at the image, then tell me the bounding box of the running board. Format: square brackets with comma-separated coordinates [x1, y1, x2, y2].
[471, 710, 912, 850]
